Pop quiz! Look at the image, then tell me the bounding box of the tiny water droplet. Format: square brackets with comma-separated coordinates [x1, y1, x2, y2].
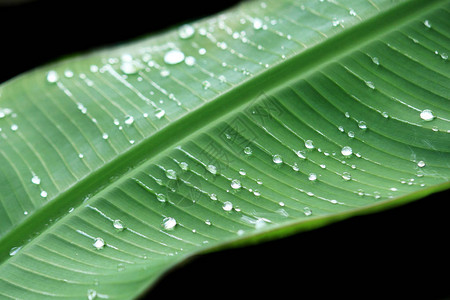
[46, 70, 59, 83]
[178, 24, 195, 39]
[347, 131, 355, 138]
[303, 207, 312, 216]
[417, 160, 426, 168]
[365, 81, 375, 89]
[342, 172, 352, 181]
[210, 193, 218, 201]
[349, 8, 357, 16]
[162, 217, 177, 230]
[239, 169, 246, 176]
[10, 124, 18, 131]
[165, 169, 177, 180]
[179, 162, 189, 171]
[93, 238, 105, 250]
[198, 48, 207, 55]
[87, 289, 97, 300]
[244, 146, 252, 155]
[253, 18, 263, 30]
[381, 111, 389, 118]
[341, 146, 353, 157]
[40, 191, 48, 198]
[272, 154, 283, 164]
[113, 219, 125, 231]
[222, 201, 233, 211]
[304, 140, 314, 149]
[164, 49, 185, 65]
[156, 193, 167, 203]
[9, 246, 22, 256]
[31, 175, 41, 185]
[423, 19, 432, 28]
[358, 121, 367, 130]
[420, 109, 435, 121]
[185, 56, 196, 66]
[122, 116, 133, 126]
[332, 18, 340, 27]
[155, 108, 165, 119]
[292, 163, 299, 172]
[231, 179, 241, 189]
[371, 57, 380, 66]
[308, 173, 317, 181]
[207, 164, 217, 175]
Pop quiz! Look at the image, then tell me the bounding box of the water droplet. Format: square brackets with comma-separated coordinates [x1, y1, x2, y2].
[120, 61, 141, 74]
[332, 18, 340, 27]
[93, 238, 105, 250]
[303, 207, 312, 216]
[253, 190, 261, 197]
[371, 57, 380, 66]
[342, 172, 352, 181]
[155, 108, 165, 119]
[46, 70, 58, 83]
[308, 173, 317, 181]
[124, 115, 134, 125]
[358, 121, 367, 130]
[292, 163, 299, 172]
[253, 18, 263, 30]
[156, 193, 167, 203]
[244, 146, 252, 155]
[349, 8, 357, 16]
[78, 153, 84, 159]
[423, 19, 432, 28]
[9, 246, 22, 256]
[365, 81, 375, 89]
[304, 140, 314, 149]
[40, 191, 48, 198]
[165, 169, 177, 180]
[381, 111, 389, 119]
[102, 133, 109, 140]
[341, 146, 353, 157]
[210, 193, 218, 201]
[222, 201, 233, 211]
[162, 217, 177, 230]
[256, 179, 263, 185]
[164, 49, 185, 65]
[417, 160, 426, 168]
[31, 175, 41, 185]
[272, 154, 283, 164]
[64, 70, 74, 78]
[87, 289, 97, 300]
[202, 80, 211, 90]
[198, 48, 207, 55]
[185, 56, 196, 66]
[205, 219, 212, 226]
[178, 24, 195, 39]
[239, 169, 246, 176]
[231, 179, 241, 189]
[113, 219, 125, 231]
[207, 164, 217, 175]
[441, 53, 448, 60]
[10, 124, 18, 131]
[347, 131, 355, 138]
[420, 109, 435, 121]
[179, 161, 189, 171]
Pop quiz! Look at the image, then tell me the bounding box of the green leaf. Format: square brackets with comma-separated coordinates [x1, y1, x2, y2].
[1, 0, 449, 298]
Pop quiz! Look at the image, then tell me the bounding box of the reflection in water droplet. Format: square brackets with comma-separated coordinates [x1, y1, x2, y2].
[162, 217, 177, 230]
[420, 109, 435, 121]
[93, 238, 105, 250]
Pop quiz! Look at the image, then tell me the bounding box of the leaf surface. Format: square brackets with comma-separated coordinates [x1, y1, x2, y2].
[0, 0, 449, 298]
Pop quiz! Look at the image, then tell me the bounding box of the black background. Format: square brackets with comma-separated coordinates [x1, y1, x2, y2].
[1, 1, 449, 299]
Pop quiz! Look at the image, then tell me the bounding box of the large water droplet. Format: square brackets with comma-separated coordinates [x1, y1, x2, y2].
[341, 146, 353, 157]
[162, 217, 177, 230]
[420, 109, 435, 121]
[164, 50, 185, 65]
[93, 238, 105, 250]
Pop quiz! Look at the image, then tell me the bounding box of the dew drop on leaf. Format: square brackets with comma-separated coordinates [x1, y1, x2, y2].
[304, 140, 314, 149]
[46, 70, 59, 83]
[162, 217, 177, 230]
[113, 219, 125, 232]
[93, 238, 105, 250]
[222, 201, 233, 211]
[420, 109, 435, 121]
[31, 175, 41, 185]
[308, 173, 317, 181]
[272, 154, 283, 164]
[164, 50, 185, 65]
[231, 179, 241, 189]
[178, 24, 195, 39]
[341, 146, 353, 157]
[165, 169, 177, 180]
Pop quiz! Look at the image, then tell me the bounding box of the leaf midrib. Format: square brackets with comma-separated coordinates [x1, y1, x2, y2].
[0, 0, 444, 262]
